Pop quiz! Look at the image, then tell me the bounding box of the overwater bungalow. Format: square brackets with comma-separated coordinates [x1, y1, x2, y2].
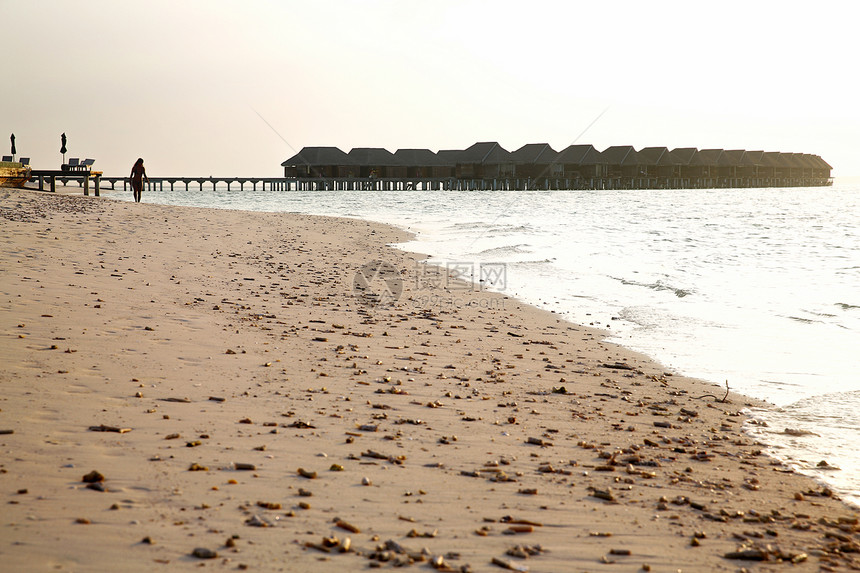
[281, 146, 354, 178]
[454, 142, 515, 179]
[435, 150, 462, 173]
[602, 145, 641, 185]
[557, 144, 607, 182]
[393, 149, 452, 178]
[637, 147, 684, 181]
[764, 152, 790, 182]
[509, 143, 560, 179]
[791, 153, 815, 181]
[671, 148, 701, 183]
[692, 149, 724, 186]
[812, 155, 833, 181]
[347, 148, 405, 179]
[718, 150, 746, 184]
[739, 150, 765, 183]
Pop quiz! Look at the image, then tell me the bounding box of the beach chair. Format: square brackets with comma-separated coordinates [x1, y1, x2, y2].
[1, 156, 11, 162]
[19, 157, 29, 166]
[68, 158, 80, 171]
[81, 159, 95, 170]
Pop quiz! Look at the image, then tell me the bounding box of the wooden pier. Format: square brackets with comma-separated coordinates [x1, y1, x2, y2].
[130, 175, 831, 191]
[101, 176, 298, 192]
[35, 173, 834, 195]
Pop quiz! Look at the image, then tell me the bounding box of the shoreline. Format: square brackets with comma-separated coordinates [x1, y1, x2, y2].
[2, 188, 859, 571]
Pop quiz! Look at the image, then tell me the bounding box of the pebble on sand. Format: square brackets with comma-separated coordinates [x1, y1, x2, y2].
[82, 470, 104, 483]
[192, 547, 218, 559]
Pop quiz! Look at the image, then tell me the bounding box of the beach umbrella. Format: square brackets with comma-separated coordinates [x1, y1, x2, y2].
[10, 133, 16, 156]
[61, 132, 67, 162]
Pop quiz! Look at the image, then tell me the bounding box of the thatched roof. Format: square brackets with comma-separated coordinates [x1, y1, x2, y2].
[394, 149, 448, 166]
[670, 148, 699, 164]
[458, 142, 512, 164]
[638, 147, 684, 166]
[808, 154, 833, 170]
[510, 143, 558, 164]
[693, 149, 725, 166]
[783, 153, 809, 169]
[281, 147, 353, 166]
[557, 144, 605, 165]
[347, 148, 401, 166]
[436, 150, 463, 166]
[795, 154, 820, 169]
[762, 152, 793, 167]
[719, 150, 746, 166]
[742, 150, 765, 166]
[601, 145, 638, 165]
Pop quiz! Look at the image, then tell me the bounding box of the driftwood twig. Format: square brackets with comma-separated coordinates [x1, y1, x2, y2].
[694, 380, 730, 403]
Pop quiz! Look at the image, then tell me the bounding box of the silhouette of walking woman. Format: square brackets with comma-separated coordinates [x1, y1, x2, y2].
[130, 158, 148, 203]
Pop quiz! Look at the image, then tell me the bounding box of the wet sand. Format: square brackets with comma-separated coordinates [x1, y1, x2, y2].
[1, 188, 858, 572]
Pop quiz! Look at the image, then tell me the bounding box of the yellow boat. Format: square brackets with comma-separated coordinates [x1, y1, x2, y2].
[0, 160, 31, 188]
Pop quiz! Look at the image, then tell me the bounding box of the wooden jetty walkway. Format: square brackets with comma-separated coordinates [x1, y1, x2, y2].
[29, 174, 296, 196]
[38, 174, 833, 195]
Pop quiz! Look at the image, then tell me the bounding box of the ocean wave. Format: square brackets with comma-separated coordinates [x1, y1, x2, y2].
[477, 244, 533, 256]
[786, 309, 850, 326]
[613, 306, 658, 329]
[807, 310, 838, 318]
[512, 259, 555, 266]
[612, 277, 694, 298]
[786, 316, 821, 325]
[447, 221, 534, 235]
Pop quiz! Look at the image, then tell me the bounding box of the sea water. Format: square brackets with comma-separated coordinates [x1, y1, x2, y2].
[116, 182, 860, 505]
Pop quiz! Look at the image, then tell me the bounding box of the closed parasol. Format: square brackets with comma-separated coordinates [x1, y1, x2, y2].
[10, 133, 16, 157]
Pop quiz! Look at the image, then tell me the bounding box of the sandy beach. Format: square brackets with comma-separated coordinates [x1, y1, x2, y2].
[2, 188, 859, 572]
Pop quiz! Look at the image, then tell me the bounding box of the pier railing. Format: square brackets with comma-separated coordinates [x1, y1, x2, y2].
[33, 174, 835, 195]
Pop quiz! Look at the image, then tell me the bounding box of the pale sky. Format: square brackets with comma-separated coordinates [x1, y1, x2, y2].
[4, 0, 859, 177]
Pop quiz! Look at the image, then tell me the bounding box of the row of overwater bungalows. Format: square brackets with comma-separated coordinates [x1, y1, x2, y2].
[281, 142, 832, 190]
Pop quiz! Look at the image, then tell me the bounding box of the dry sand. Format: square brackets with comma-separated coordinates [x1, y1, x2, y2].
[1, 188, 858, 572]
